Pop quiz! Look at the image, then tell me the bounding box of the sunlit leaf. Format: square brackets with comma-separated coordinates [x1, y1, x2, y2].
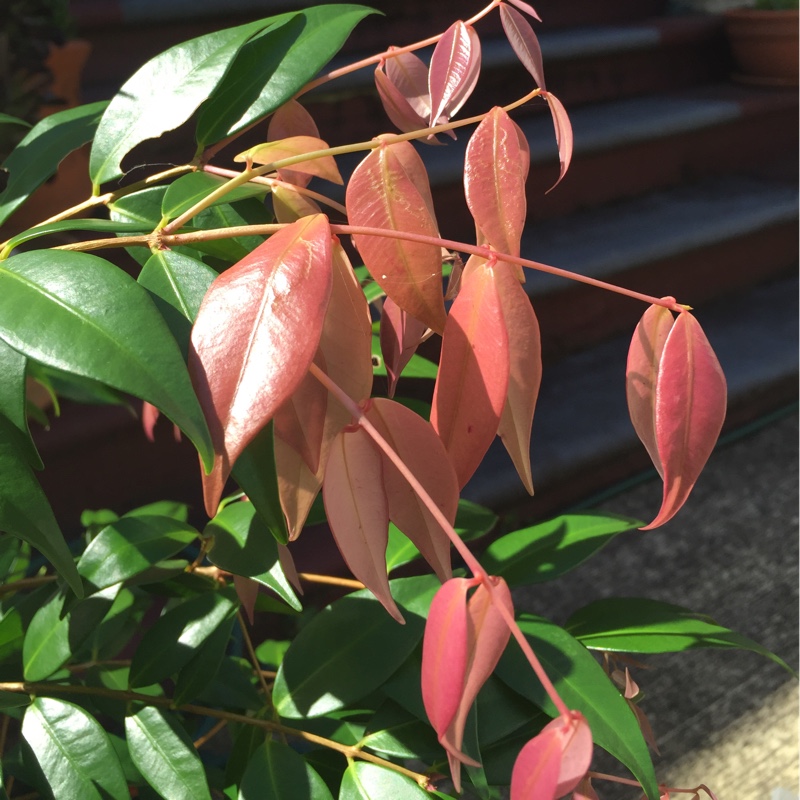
[346, 142, 446, 333]
[236, 136, 342, 184]
[644, 312, 727, 529]
[431, 258, 510, 488]
[339, 761, 431, 799]
[544, 92, 572, 192]
[189, 214, 332, 515]
[126, 706, 212, 800]
[239, 739, 333, 800]
[268, 100, 321, 187]
[161, 171, 267, 220]
[499, 4, 546, 90]
[3, 219, 148, 256]
[428, 21, 482, 126]
[374, 66, 429, 137]
[272, 184, 323, 223]
[22, 697, 128, 800]
[0, 338, 41, 468]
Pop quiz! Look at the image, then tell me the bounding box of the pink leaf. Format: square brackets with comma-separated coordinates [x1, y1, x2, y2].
[275, 436, 323, 540]
[429, 22, 482, 126]
[189, 215, 333, 516]
[323, 426, 403, 623]
[506, 0, 542, 22]
[544, 92, 573, 192]
[268, 100, 320, 188]
[365, 398, 457, 583]
[142, 401, 159, 442]
[494, 261, 542, 495]
[441, 577, 513, 764]
[500, 4, 546, 90]
[379, 297, 428, 397]
[277, 543, 303, 595]
[346, 142, 446, 332]
[233, 575, 259, 625]
[554, 712, 593, 796]
[464, 107, 529, 258]
[431, 258, 510, 488]
[421, 577, 473, 736]
[271, 184, 322, 224]
[374, 66, 431, 136]
[626, 303, 675, 480]
[644, 311, 727, 529]
[235, 136, 342, 185]
[385, 49, 432, 119]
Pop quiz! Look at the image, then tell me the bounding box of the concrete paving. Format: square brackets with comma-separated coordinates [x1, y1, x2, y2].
[512, 410, 799, 799]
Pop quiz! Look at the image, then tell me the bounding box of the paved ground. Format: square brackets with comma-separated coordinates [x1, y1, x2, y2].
[512, 409, 799, 800]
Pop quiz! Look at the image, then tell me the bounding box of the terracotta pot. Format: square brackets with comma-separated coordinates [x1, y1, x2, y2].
[723, 9, 799, 86]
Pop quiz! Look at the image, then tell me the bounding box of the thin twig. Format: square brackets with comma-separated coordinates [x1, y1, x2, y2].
[237, 610, 272, 700]
[193, 718, 228, 749]
[298, 572, 364, 590]
[0, 575, 56, 596]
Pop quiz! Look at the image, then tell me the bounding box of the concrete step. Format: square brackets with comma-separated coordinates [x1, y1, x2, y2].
[463, 273, 799, 517]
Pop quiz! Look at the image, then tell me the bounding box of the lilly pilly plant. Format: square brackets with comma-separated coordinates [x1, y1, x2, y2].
[0, 2, 791, 799]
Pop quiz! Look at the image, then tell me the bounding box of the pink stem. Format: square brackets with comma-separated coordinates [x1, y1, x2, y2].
[307, 361, 572, 720]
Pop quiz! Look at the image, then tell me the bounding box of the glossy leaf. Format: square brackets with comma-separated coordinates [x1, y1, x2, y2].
[196, 5, 375, 146]
[272, 184, 323, 223]
[90, 19, 274, 186]
[239, 739, 333, 800]
[429, 22, 482, 126]
[544, 92, 573, 192]
[0, 249, 214, 470]
[205, 500, 301, 610]
[23, 584, 120, 681]
[161, 171, 267, 220]
[126, 706, 212, 800]
[360, 701, 442, 760]
[273, 574, 439, 718]
[385, 50, 431, 119]
[346, 142, 446, 332]
[374, 66, 429, 136]
[509, 724, 560, 800]
[496, 614, 659, 800]
[465, 109, 529, 258]
[495, 261, 541, 494]
[626, 303, 674, 479]
[129, 586, 239, 687]
[0, 101, 107, 227]
[507, 0, 542, 20]
[0, 414, 81, 595]
[366, 398, 457, 583]
[380, 297, 428, 397]
[22, 697, 128, 800]
[566, 597, 794, 673]
[500, 4, 546, 90]
[431, 258, 510, 488]
[189, 214, 333, 515]
[236, 136, 342, 184]
[0, 338, 41, 468]
[339, 761, 431, 800]
[268, 100, 321, 187]
[3, 219, 149, 256]
[645, 312, 727, 529]
[78, 515, 199, 591]
[324, 425, 401, 622]
[481, 513, 641, 587]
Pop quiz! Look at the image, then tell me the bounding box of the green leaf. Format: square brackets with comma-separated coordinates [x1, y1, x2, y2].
[0, 101, 108, 227]
[205, 500, 299, 609]
[129, 586, 238, 688]
[126, 500, 189, 522]
[0, 584, 53, 667]
[187, 198, 272, 265]
[23, 584, 120, 681]
[225, 724, 266, 789]
[0, 113, 31, 129]
[89, 18, 280, 187]
[566, 597, 796, 674]
[0, 338, 41, 468]
[126, 706, 212, 800]
[273, 575, 439, 719]
[360, 701, 441, 761]
[239, 739, 334, 800]
[77, 587, 138, 663]
[161, 171, 267, 221]
[0, 249, 214, 471]
[338, 761, 430, 800]
[3, 219, 149, 256]
[230, 423, 290, 544]
[194, 655, 262, 711]
[0, 415, 81, 595]
[22, 697, 128, 800]
[196, 5, 377, 146]
[77, 515, 199, 591]
[371, 335, 437, 379]
[173, 612, 236, 705]
[481, 513, 640, 587]
[495, 614, 659, 800]
[254, 638, 291, 668]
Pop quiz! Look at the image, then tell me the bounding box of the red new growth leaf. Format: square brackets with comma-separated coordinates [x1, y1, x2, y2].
[323, 425, 403, 623]
[271, 185, 322, 224]
[495, 262, 542, 495]
[233, 575, 259, 625]
[573, 777, 600, 800]
[385, 49, 431, 119]
[464, 107, 529, 259]
[432, 258, 510, 489]
[429, 21, 482, 127]
[346, 142, 446, 332]
[506, 0, 542, 22]
[645, 311, 727, 529]
[626, 302, 674, 479]
[142, 401, 158, 442]
[543, 92, 573, 192]
[511, 712, 592, 800]
[267, 100, 320, 188]
[500, 3, 546, 90]
[421, 577, 473, 736]
[379, 296, 427, 397]
[365, 398, 457, 583]
[189, 214, 332, 516]
[236, 136, 343, 185]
